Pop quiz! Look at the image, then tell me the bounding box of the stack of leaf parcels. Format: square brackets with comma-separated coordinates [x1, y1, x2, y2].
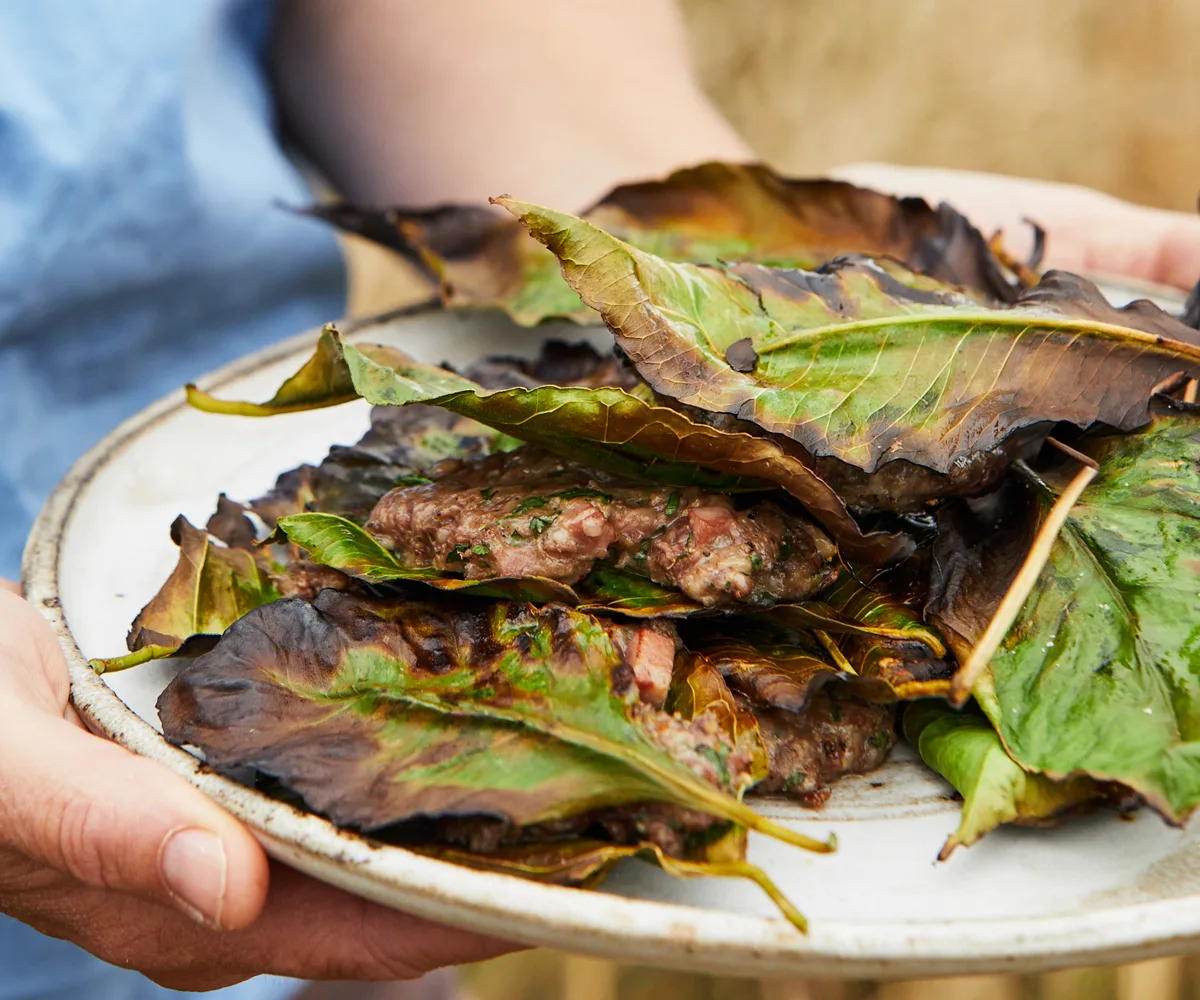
[103, 164, 1200, 930]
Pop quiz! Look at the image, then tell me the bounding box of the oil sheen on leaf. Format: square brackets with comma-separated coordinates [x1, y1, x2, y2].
[929, 413, 1200, 822]
[685, 578, 953, 711]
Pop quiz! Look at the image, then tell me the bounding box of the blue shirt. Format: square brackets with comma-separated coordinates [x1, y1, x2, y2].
[0, 0, 344, 996]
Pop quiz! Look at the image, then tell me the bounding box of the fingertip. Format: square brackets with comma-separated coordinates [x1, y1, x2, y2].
[21, 720, 272, 930]
[210, 819, 271, 931]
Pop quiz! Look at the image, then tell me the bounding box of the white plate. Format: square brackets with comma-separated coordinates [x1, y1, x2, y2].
[24, 300, 1200, 980]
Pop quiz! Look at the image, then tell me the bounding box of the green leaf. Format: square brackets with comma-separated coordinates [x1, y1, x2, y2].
[501, 199, 1200, 475]
[928, 413, 1200, 822]
[185, 326, 417, 416]
[302, 162, 1021, 325]
[667, 654, 769, 787]
[159, 591, 833, 854]
[685, 578, 954, 711]
[575, 566, 708, 617]
[903, 701, 1102, 859]
[90, 517, 278, 674]
[189, 327, 906, 562]
[274, 511, 581, 603]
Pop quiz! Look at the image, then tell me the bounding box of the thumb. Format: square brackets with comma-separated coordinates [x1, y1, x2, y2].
[0, 695, 270, 931]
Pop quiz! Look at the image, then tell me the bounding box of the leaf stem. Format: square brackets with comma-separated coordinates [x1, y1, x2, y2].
[951, 460, 1098, 704]
[753, 311, 1200, 362]
[90, 644, 177, 674]
[813, 629, 856, 675]
[652, 851, 809, 933]
[1045, 436, 1098, 470]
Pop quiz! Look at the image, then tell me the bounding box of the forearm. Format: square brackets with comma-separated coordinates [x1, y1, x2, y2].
[270, 0, 752, 210]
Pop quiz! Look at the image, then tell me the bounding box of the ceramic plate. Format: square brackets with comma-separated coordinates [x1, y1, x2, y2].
[24, 298, 1200, 980]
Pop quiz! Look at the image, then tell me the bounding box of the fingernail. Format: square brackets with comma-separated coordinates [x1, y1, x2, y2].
[159, 827, 228, 928]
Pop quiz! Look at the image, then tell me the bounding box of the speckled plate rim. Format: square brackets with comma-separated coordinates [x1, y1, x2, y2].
[22, 303, 1200, 980]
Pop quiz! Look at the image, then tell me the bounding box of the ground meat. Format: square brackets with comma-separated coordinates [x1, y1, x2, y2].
[273, 562, 355, 601]
[744, 691, 897, 806]
[604, 619, 680, 708]
[395, 801, 723, 859]
[460, 340, 640, 391]
[365, 448, 837, 607]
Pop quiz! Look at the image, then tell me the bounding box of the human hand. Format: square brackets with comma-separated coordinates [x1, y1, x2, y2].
[0, 583, 515, 990]
[834, 163, 1200, 292]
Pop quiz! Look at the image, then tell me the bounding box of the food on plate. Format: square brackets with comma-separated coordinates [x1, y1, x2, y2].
[94, 162, 1200, 930]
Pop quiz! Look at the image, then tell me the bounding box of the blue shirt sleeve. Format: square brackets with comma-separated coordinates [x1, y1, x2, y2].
[0, 0, 343, 997]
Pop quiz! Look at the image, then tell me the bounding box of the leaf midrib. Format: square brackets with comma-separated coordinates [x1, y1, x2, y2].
[753, 311, 1200, 360]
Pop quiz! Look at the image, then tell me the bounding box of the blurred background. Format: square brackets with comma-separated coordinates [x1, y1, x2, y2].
[338, 2, 1200, 996]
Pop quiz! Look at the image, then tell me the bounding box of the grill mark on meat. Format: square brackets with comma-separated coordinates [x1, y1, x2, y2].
[366, 448, 837, 607]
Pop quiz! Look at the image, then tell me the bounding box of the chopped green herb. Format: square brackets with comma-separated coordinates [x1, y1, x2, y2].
[512, 496, 548, 515]
[782, 772, 808, 792]
[696, 745, 730, 786]
[470, 544, 491, 557]
[551, 487, 613, 504]
[393, 473, 433, 488]
[664, 491, 681, 516]
[480, 487, 496, 501]
[529, 514, 559, 536]
[446, 543, 470, 563]
[749, 552, 763, 571]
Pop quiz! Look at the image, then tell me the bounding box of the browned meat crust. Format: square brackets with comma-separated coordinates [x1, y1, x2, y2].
[273, 562, 356, 601]
[366, 448, 837, 607]
[398, 802, 724, 859]
[603, 619, 680, 708]
[459, 339, 640, 391]
[744, 691, 896, 806]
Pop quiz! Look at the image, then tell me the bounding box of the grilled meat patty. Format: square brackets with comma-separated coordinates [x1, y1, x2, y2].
[366, 448, 838, 607]
[745, 692, 896, 806]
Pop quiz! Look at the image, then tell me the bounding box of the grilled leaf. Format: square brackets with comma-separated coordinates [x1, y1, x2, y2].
[928, 413, 1200, 821]
[903, 701, 1102, 859]
[304, 162, 1020, 325]
[685, 578, 953, 711]
[502, 199, 1200, 475]
[412, 839, 805, 930]
[91, 517, 278, 674]
[273, 511, 692, 609]
[158, 591, 833, 852]
[574, 566, 708, 617]
[668, 654, 769, 786]
[184, 332, 413, 416]
[189, 328, 906, 562]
